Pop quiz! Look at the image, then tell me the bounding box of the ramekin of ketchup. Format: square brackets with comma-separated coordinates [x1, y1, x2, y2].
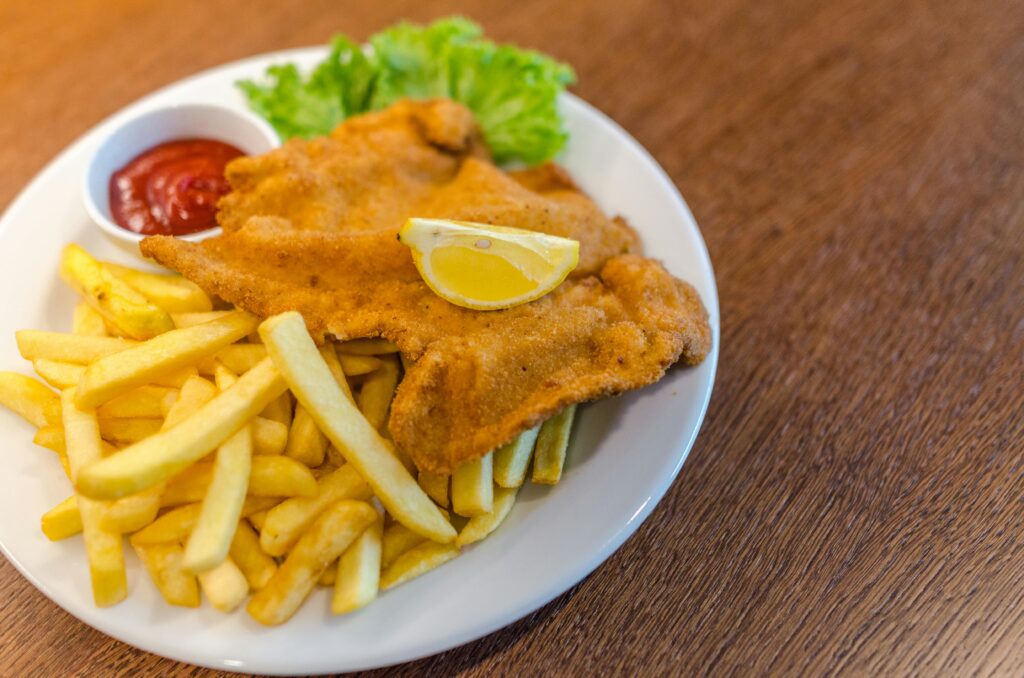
[109, 139, 243, 236]
[83, 104, 278, 254]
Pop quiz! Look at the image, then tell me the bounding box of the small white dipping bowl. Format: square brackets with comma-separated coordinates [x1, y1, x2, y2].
[83, 103, 280, 256]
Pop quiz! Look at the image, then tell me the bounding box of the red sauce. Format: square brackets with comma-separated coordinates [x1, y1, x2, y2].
[108, 138, 243, 236]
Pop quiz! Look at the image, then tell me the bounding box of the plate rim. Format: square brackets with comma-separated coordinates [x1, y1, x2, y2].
[0, 46, 719, 674]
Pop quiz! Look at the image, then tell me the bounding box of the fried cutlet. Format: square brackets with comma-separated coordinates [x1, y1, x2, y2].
[141, 99, 711, 473]
[217, 99, 641, 276]
[217, 98, 489, 234]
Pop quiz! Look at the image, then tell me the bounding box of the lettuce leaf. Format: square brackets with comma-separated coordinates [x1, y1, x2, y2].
[368, 17, 481, 108]
[237, 17, 575, 164]
[311, 36, 376, 121]
[238, 37, 375, 140]
[447, 41, 575, 164]
[237, 63, 341, 140]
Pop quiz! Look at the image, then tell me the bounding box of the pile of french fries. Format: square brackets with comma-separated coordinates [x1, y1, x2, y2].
[0, 244, 576, 624]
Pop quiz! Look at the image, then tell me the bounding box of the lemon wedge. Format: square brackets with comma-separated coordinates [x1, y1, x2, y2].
[398, 218, 580, 310]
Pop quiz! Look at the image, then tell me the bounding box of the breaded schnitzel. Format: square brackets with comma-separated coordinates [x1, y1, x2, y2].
[142, 99, 711, 473]
[218, 99, 489, 235]
[218, 99, 640, 276]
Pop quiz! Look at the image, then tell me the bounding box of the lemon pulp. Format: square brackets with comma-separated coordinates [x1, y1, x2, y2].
[399, 218, 580, 311]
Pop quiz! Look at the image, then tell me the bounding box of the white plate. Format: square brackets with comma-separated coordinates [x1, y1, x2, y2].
[0, 48, 719, 674]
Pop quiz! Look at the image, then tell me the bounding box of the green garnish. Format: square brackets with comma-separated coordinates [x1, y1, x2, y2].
[238, 37, 375, 140]
[237, 17, 576, 164]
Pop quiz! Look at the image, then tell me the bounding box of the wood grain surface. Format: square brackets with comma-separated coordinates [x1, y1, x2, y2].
[2, 0, 1022, 675]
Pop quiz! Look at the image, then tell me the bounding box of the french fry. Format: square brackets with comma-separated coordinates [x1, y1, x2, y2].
[160, 390, 178, 417]
[214, 366, 283, 455]
[213, 365, 287, 456]
[248, 497, 288, 519]
[15, 331, 134, 363]
[41, 495, 82, 541]
[337, 353, 381, 376]
[102, 262, 213, 313]
[100, 320, 129, 339]
[61, 390, 126, 606]
[493, 425, 541, 488]
[456, 486, 518, 547]
[337, 338, 399, 355]
[76, 357, 287, 499]
[247, 454, 317, 496]
[164, 375, 218, 428]
[212, 361, 238, 390]
[33, 425, 117, 458]
[332, 518, 382, 614]
[171, 310, 233, 329]
[243, 497, 284, 516]
[97, 385, 174, 419]
[161, 455, 315, 506]
[75, 310, 259, 407]
[157, 365, 201, 389]
[33, 359, 88, 390]
[318, 343, 354, 402]
[132, 497, 277, 545]
[380, 541, 460, 591]
[452, 453, 494, 517]
[230, 520, 277, 589]
[381, 521, 426, 569]
[260, 392, 293, 426]
[251, 417, 288, 455]
[60, 245, 175, 339]
[212, 364, 236, 391]
[100, 484, 161, 533]
[532, 405, 576, 485]
[33, 359, 84, 389]
[356, 354, 399, 430]
[197, 557, 249, 612]
[259, 312, 455, 543]
[129, 503, 202, 545]
[318, 561, 338, 587]
[183, 423, 252, 573]
[133, 541, 200, 607]
[99, 417, 162, 444]
[198, 344, 267, 376]
[31, 426, 63, 452]
[285, 404, 327, 467]
[72, 302, 108, 337]
[0, 372, 61, 427]
[259, 465, 372, 556]
[248, 509, 269, 532]
[417, 470, 449, 508]
[247, 500, 377, 625]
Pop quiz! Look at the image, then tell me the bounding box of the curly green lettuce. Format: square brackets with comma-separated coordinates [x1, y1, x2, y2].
[237, 17, 575, 164]
[367, 17, 482, 107]
[446, 41, 575, 164]
[237, 36, 374, 140]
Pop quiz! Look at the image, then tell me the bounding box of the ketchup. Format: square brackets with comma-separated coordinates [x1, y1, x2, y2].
[108, 139, 243, 236]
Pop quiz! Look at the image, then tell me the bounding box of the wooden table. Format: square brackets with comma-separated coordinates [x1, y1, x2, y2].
[2, 1, 1022, 675]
